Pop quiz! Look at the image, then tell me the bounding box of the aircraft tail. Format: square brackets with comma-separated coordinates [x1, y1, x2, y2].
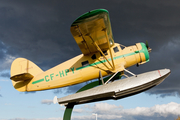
[10, 58, 43, 92]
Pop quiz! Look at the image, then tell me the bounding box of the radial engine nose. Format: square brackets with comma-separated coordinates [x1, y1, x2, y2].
[136, 42, 150, 64]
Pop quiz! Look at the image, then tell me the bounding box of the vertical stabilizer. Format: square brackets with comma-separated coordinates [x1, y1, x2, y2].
[10, 58, 43, 92]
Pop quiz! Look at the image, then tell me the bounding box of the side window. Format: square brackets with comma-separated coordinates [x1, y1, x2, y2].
[81, 60, 89, 67]
[119, 45, 125, 50]
[113, 46, 119, 53]
[100, 50, 108, 56]
[91, 54, 96, 60]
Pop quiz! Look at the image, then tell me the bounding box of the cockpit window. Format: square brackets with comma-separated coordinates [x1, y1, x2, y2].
[113, 46, 119, 53]
[100, 50, 108, 56]
[81, 60, 89, 67]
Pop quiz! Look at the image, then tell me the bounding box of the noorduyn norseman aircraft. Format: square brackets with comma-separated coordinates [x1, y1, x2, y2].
[10, 9, 170, 105]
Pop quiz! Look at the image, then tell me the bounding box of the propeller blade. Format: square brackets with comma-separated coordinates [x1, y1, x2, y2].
[146, 40, 149, 48]
[145, 40, 152, 53]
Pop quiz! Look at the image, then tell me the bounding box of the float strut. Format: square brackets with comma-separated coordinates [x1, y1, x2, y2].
[124, 69, 137, 77]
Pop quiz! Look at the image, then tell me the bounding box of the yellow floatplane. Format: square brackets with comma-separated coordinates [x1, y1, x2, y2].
[10, 9, 169, 102]
[10, 9, 171, 119]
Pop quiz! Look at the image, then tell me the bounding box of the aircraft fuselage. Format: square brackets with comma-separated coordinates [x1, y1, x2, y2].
[26, 42, 149, 91]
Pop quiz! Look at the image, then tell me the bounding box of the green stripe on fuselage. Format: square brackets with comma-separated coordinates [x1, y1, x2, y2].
[32, 52, 140, 84]
[32, 78, 44, 84]
[76, 52, 136, 70]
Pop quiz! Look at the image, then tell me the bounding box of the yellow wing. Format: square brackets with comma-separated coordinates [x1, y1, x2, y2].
[70, 9, 114, 55]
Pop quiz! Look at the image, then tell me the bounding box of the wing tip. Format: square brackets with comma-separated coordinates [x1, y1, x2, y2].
[71, 9, 109, 26]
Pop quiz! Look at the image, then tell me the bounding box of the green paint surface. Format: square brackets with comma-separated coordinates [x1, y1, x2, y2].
[71, 9, 108, 26]
[50, 73, 54, 80]
[45, 75, 49, 82]
[76, 52, 135, 70]
[70, 67, 75, 73]
[63, 103, 75, 120]
[140, 42, 149, 61]
[32, 78, 44, 84]
[65, 69, 69, 76]
[59, 71, 64, 77]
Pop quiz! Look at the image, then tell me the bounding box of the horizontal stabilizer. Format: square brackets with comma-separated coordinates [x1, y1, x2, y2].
[10, 73, 34, 81]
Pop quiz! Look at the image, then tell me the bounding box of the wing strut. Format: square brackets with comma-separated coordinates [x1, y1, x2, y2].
[88, 35, 114, 71]
[75, 23, 116, 72]
[102, 28, 115, 70]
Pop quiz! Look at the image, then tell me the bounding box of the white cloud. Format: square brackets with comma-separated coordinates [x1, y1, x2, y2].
[0, 54, 16, 71]
[93, 102, 121, 111]
[72, 115, 93, 120]
[96, 114, 122, 120]
[2, 102, 180, 120]
[73, 108, 84, 113]
[0, 79, 9, 81]
[1, 118, 63, 120]
[71, 102, 180, 120]
[122, 102, 180, 117]
[5, 103, 11, 106]
[0, 86, 2, 97]
[41, 99, 53, 105]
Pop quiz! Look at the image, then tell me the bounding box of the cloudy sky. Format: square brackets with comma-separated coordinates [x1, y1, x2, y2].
[0, 0, 180, 120]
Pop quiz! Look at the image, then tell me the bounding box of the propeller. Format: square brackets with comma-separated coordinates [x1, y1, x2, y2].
[145, 40, 152, 53]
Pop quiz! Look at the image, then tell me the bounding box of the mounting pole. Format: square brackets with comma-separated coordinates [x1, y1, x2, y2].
[63, 103, 75, 120]
[61, 74, 116, 120]
[62, 80, 102, 120]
